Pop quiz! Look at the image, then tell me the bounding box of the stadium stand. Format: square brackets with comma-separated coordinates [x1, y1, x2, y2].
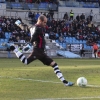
[0, 15, 99, 52]
[58, 0, 99, 8]
[0, 0, 100, 58]
[6, 0, 58, 10]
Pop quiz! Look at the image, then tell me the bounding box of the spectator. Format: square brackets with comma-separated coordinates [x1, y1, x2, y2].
[49, 10, 54, 19]
[43, 13, 46, 17]
[47, 13, 51, 21]
[92, 43, 99, 58]
[80, 44, 85, 57]
[0, 30, 5, 38]
[49, 31, 56, 40]
[35, 12, 40, 21]
[63, 12, 68, 20]
[32, 12, 36, 24]
[99, 0, 100, 7]
[76, 14, 80, 22]
[93, 35, 98, 43]
[70, 10, 74, 20]
[28, 11, 33, 19]
[90, 9, 93, 21]
[7, 46, 11, 58]
[80, 13, 85, 21]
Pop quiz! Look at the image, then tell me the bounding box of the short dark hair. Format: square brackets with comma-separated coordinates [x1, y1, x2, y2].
[38, 15, 46, 21]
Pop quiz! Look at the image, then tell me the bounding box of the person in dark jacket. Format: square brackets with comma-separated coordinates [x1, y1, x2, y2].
[7, 46, 11, 58]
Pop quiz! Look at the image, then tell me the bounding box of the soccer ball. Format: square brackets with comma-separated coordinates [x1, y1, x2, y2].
[77, 77, 87, 87]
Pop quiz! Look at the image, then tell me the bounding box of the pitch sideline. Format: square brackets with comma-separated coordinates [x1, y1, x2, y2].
[28, 96, 100, 100]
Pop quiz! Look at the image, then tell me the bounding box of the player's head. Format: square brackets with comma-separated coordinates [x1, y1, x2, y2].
[37, 15, 47, 27]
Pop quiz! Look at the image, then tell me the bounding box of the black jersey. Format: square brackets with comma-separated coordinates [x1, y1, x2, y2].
[30, 24, 46, 50]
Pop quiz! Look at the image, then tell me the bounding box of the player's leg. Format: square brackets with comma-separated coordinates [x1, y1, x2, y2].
[39, 53, 74, 86]
[50, 61, 74, 86]
[2, 43, 36, 65]
[13, 46, 37, 64]
[94, 50, 97, 58]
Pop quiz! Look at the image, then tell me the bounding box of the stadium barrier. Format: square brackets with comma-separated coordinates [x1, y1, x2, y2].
[57, 50, 81, 58]
[0, 50, 58, 58]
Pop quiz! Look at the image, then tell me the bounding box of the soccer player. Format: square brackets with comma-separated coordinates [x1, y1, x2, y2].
[4, 15, 74, 86]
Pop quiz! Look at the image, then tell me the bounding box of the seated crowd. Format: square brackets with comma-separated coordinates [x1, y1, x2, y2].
[0, 16, 30, 43]
[0, 11, 100, 48]
[37, 11, 100, 46]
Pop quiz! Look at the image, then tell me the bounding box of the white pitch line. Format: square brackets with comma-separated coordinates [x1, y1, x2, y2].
[28, 96, 100, 100]
[87, 85, 100, 88]
[0, 76, 100, 88]
[1, 76, 100, 100]
[0, 76, 61, 84]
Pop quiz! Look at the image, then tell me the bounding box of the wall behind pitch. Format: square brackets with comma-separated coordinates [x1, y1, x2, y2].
[58, 7, 100, 20]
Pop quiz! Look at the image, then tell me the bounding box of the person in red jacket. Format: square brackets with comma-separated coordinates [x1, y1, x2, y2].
[92, 43, 99, 58]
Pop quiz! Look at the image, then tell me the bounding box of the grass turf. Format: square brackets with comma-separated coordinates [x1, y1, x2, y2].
[0, 58, 100, 100]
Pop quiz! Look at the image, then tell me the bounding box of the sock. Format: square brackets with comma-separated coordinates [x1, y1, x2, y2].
[13, 48, 28, 64]
[52, 63, 68, 83]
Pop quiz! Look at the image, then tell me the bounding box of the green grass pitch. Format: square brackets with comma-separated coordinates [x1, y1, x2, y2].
[0, 58, 100, 100]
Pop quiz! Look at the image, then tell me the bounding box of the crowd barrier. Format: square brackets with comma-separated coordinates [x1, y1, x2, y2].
[0, 50, 58, 58]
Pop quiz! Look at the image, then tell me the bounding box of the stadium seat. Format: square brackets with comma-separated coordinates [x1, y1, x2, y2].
[0, 27, 2, 31]
[72, 1, 80, 7]
[66, 37, 70, 43]
[11, 2, 23, 9]
[21, 3, 29, 10]
[38, 2, 47, 10]
[5, 32, 9, 39]
[69, 37, 73, 43]
[0, 38, 5, 42]
[6, 2, 12, 9]
[79, 40, 83, 44]
[62, 43, 66, 49]
[56, 33, 59, 39]
[82, 40, 86, 44]
[83, 3, 88, 8]
[66, 2, 73, 7]
[59, 0, 66, 6]
[48, 3, 56, 10]
[0, 0, 5, 3]
[4, 39, 8, 42]
[94, 3, 99, 8]
[28, 3, 38, 10]
[55, 40, 59, 43]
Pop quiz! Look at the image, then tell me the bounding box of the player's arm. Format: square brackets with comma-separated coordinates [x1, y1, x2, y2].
[15, 20, 30, 33]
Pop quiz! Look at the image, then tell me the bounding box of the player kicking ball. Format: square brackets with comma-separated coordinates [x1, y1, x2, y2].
[2, 15, 74, 86]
